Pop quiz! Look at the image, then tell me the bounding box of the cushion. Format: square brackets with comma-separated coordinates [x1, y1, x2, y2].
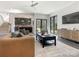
[11, 31, 23, 38]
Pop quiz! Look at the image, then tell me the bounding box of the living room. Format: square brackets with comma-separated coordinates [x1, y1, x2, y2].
[0, 0, 79, 57]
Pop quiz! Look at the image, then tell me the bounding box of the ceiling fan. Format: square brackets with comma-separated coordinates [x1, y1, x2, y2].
[31, 1, 38, 7]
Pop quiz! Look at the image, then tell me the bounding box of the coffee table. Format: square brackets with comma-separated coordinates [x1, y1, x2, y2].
[36, 34, 56, 48]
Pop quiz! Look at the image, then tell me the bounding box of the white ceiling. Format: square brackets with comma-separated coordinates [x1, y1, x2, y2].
[0, 1, 76, 14]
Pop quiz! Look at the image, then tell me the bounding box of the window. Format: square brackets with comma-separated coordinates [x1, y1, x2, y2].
[50, 16, 57, 34]
[36, 20, 41, 32]
[15, 18, 31, 25]
[36, 19, 47, 33]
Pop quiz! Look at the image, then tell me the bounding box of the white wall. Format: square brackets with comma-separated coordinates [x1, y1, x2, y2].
[0, 13, 9, 26]
[9, 13, 49, 34]
[50, 2, 79, 30]
[9, 13, 33, 32]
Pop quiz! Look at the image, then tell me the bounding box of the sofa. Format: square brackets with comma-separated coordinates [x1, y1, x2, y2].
[0, 34, 35, 57]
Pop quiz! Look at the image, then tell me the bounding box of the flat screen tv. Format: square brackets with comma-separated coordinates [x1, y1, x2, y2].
[62, 12, 79, 24]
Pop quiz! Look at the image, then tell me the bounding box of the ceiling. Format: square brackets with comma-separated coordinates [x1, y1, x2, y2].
[0, 1, 76, 14]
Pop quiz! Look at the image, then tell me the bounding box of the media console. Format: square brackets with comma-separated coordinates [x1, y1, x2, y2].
[58, 29, 79, 42]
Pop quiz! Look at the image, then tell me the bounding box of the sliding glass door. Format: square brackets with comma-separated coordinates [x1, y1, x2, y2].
[50, 16, 57, 34]
[42, 20, 47, 32]
[36, 19, 47, 33]
[36, 20, 41, 32]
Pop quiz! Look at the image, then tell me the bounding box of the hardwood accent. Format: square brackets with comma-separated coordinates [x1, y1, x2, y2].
[0, 35, 35, 57]
[58, 29, 79, 42]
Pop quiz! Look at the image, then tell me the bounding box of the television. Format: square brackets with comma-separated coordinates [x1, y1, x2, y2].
[62, 12, 79, 24]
